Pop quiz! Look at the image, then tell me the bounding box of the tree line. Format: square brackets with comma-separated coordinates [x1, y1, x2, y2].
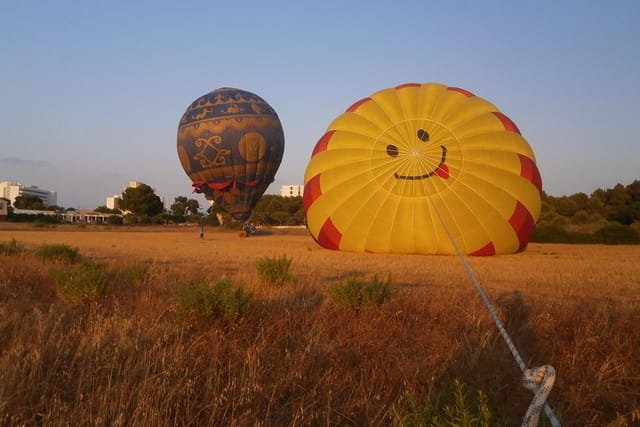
[7, 183, 306, 227]
[8, 179, 640, 243]
[533, 179, 640, 243]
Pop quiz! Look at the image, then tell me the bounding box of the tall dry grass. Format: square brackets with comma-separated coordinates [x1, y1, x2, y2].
[0, 224, 639, 426]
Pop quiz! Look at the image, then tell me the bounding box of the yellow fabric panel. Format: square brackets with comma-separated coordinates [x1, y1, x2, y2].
[454, 154, 540, 221]
[305, 146, 369, 183]
[439, 95, 500, 130]
[435, 193, 491, 253]
[341, 186, 398, 252]
[461, 132, 536, 162]
[324, 129, 378, 150]
[369, 87, 409, 127]
[351, 94, 401, 132]
[304, 172, 369, 235]
[328, 112, 383, 139]
[416, 83, 448, 118]
[449, 112, 508, 140]
[439, 181, 520, 253]
[328, 179, 387, 244]
[426, 88, 496, 126]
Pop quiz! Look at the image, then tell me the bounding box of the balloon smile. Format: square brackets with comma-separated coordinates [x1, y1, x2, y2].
[394, 146, 449, 180]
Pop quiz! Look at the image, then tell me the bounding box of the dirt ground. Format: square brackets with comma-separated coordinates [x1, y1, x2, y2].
[1, 223, 639, 301]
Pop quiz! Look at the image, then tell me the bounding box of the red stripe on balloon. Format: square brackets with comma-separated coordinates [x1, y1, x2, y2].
[518, 154, 542, 192]
[469, 241, 496, 256]
[312, 130, 335, 155]
[302, 173, 322, 212]
[447, 87, 475, 97]
[509, 200, 535, 251]
[207, 181, 233, 190]
[318, 217, 342, 250]
[346, 97, 371, 112]
[241, 179, 261, 187]
[395, 83, 421, 90]
[492, 112, 521, 134]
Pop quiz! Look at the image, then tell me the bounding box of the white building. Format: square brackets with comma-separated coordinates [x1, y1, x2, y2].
[279, 184, 304, 198]
[0, 181, 57, 207]
[106, 195, 121, 210]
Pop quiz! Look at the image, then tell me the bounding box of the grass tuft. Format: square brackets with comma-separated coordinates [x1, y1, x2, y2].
[328, 273, 395, 310]
[0, 238, 23, 256]
[53, 260, 110, 304]
[255, 254, 293, 287]
[175, 276, 253, 323]
[35, 243, 80, 263]
[393, 379, 496, 427]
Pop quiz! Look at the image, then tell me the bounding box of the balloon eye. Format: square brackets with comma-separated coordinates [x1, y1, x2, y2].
[386, 145, 399, 157]
[417, 129, 430, 142]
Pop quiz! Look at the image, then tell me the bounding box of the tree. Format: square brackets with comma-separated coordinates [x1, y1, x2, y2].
[626, 180, 640, 202]
[170, 196, 188, 217]
[185, 198, 200, 216]
[120, 184, 163, 218]
[270, 210, 289, 225]
[249, 195, 305, 226]
[611, 201, 640, 225]
[95, 205, 121, 214]
[13, 194, 45, 210]
[171, 196, 201, 217]
[106, 215, 123, 225]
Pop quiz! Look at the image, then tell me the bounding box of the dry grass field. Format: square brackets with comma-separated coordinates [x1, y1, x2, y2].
[1, 223, 639, 426]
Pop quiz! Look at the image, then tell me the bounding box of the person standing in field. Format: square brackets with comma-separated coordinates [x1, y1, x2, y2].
[199, 223, 204, 239]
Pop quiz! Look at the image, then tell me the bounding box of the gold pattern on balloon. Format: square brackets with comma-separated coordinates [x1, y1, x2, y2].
[193, 136, 230, 168]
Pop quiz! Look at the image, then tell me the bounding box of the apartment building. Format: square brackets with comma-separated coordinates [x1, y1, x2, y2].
[0, 181, 57, 207]
[279, 184, 304, 198]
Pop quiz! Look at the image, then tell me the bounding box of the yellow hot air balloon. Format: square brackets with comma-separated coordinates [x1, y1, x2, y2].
[303, 83, 542, 255]
[177, 87, 284, 221]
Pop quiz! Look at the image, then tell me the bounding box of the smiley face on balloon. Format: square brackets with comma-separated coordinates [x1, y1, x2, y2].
[385, 128, 449, 180]
[303, 83, 542, 255]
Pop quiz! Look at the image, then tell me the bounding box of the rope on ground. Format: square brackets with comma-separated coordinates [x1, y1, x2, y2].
[522, 365, 557, 426]
[432, 206, 561, 427]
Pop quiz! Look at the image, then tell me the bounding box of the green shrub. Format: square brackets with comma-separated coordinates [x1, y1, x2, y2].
[175, 280, 215, 321]
[175, 277, 253, 323]
[533, 222, 640, 245]
[255, 254, 293, 287]
[54, 261, 110, 304]
[211, 276, 253, 322]
[392, 379, 496, 427]
[107, 215, 123, 225]
[328, 273, 394, 311]
[0, 238, 23, 256]
[531, 224, 595, 244]
[35, 243, 80, 263]
[606, 409, 640, 427]
[120, 263, 148, 287]
[33, 222, 54, 229]
[571, 209, 591, 224]
[594, 223, 640, 244]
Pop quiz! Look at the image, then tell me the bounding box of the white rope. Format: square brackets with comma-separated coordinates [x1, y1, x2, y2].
[431, 206, 561, 427]
[522, 365, 557, 427]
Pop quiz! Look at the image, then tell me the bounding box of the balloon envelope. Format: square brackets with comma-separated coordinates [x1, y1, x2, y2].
[303, 83, 542, 255]
[177, 87, 284, 221]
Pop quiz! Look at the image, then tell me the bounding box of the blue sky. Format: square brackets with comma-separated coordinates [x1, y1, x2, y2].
[1, 0, 638, 209]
